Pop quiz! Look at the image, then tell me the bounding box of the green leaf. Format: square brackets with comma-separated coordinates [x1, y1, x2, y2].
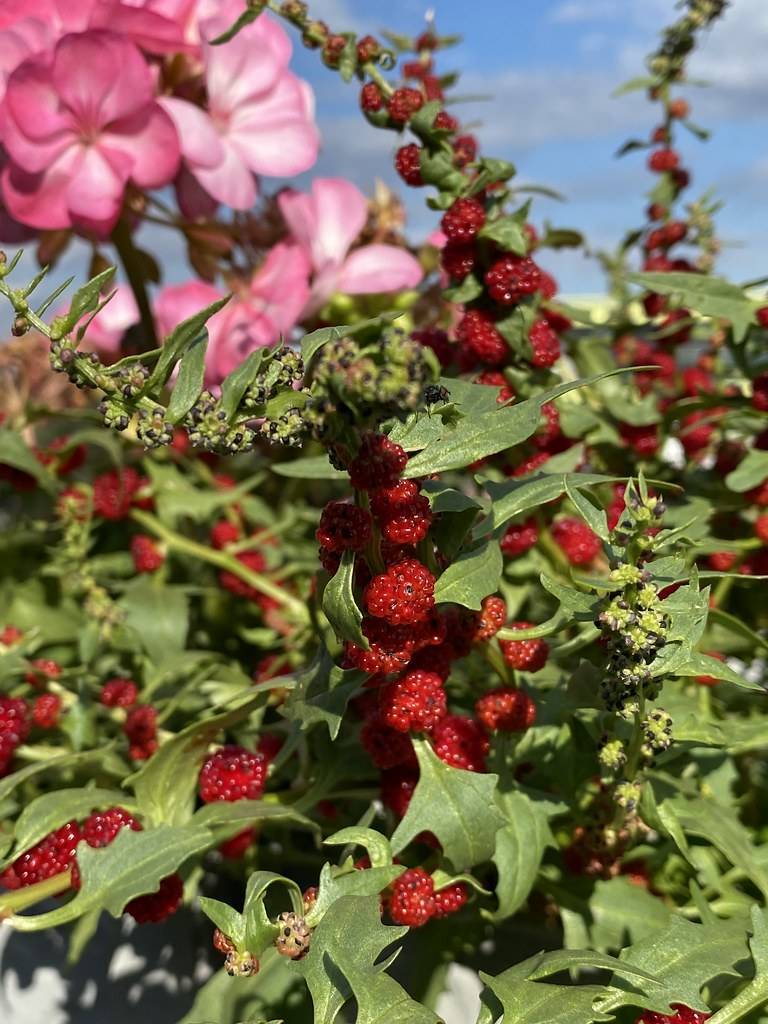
[199, 896, 247, 950]
[242, 871, 302, 953]
[725, 450, 768, 492]
[0, 747, 122, 803]
[147, 295, 230, 391]
[8, 824, 211, 931]
[322, 549, 366, 646]
[588, 877, 672, 952]
[166, 329, 208, 424]
[219, 348, 269, 421]
[612, 75, 657, 97]
[478, 215, 529, 255]
[391, 739, 503, 871]
[444, 274, 484, 303]
[667, 796, 768, 900]
[305, 860, 403, 927]
[704, 907, 768, 1024]
[294, 895, 440, 1024]
[671, 651, 763, 691]
[323, 827, 393, 868]
[271, 455, 346, 479]
[484, 472, 616, 532]
[119, 576, 189, 665]
[403, 369, 635, 478]
[127, 695, 261, 826]
[282, 648, 364, 739]
[599, 915, 752, 1014]
[565, 479, 610, 541]
[0, 429, 57, 492]
[433, 538, 502, 610]
[52, 267, 115, 338]
[480, 971, 612, 1024]
[3, 788, 130, 868]
[626, 272, 755, 342]
[301, 311, 402, 366]
[491, 790, 553, 921]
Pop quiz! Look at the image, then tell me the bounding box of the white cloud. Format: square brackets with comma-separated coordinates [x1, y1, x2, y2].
[550, 1, 624, 24]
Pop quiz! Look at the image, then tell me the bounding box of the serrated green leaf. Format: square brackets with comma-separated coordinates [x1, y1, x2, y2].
[322, 549, 366, 646]
[324, 827, 393, 868]
[305, 861, 403, 927]
[671, 651, 763, 691]
[271, 455, 346, 479]
[52, 267, 115, 338]
[282, 648, 364, 739]
[484, 472, 616, 532]
[565, 480, 610, 541]
[119, 576, 189, 664]
[7, 824, 211, 931]
[480, 972, 612, 1024]
[391, 739, 503, 871]
[626, 272, 754, 342]
[219, 348, 270, 421]
[433, 538, 502, 610]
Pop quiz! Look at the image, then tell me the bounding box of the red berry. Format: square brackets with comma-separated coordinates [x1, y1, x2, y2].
[659, 308, 692, 346]
[529, 319, 561, 368]
[0, 821, 81, 890]
[92, 467, 142, 521]
[360, 82, 383, 112]
[25, 658, 62, 688]
[501, 518, 539, 558]
[348, 433, 408, 491]
[412, 327, 453, 367]
[82, 807, 141, 848]
[370, 480, 432, 545]
[361, 711, 415, 769]
[485, 254, 541, 306]
[453, 134, 477, 166]
[756, 516, 768, 543]
[0, 696, 30, 745]
[100, 677, 139, 708]
[219, 827, 256, 859]
[441, 241, 476, 281]
[1, 625, 23, 646]
[500, 623, 549, 673]
[511, 452, 550, 477]
[430, 715, 489, 772]
[648, 149, 679, 173]
[551, 517, 602, 566]
[210, 520, 241, 549]
[432, 881, 468, 918]
[756, 307, 768, 329]
[680, 410, 716, 456]
[32, 693, 62, 730]
[380, 765, 418, 818]
[395, 143, 423, 186]
[636, 1005, 710, 1024]
[476, 687, 536, 732]
[380, 670, 447, 733]
[619, 422, 659, 457]
[441, 197, 485, 243]
[433, 109, 458, 132]
[124, 705, 158, 761]
[752, 373, 768, 412]
[316, 500, 372, 552]
[364, 558, 435, 626]
[647, 202, 668, 221]
[468, 596, 507, 642]
[345, 618, 418, 675]
[388, 87, 423, 125]
[125, 873, 183, 924]
[218, 550, 273, 605]
[130, 534, 164, 573]
[457, 309, 508, 366]
[388, 867, 435, 927]
[476, 371, 514, 403]
[199, 745, 269, 802]
[708, 551, 737, 572]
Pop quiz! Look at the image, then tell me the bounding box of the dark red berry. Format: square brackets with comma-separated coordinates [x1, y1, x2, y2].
[32, 693, 62, 730]
[345, 618, 418, 674]
[501, 518, 539, 558]
[131, 534, 164, 573]
[441, 241, 476, 281]
[551, 517, 602, 566]
[360, 82, 383, 112]
[430, 715, 489, 772]
[125, 873, 183, 924]
[388, 867, 435, 927]
[316, 500, 372, 552]
[199, 745, 269, 803]
[457, 309, 508, 367]
[619, 422, 659, 457]
[0, 822, 81, 890]
[752, 373, 768, 412]
[453, 134, 477, 167]
[364, 558, 435, 626]
[485, 254, 541, 306]
[25, 658, 61, 688]
[361, 711, 416, 769]
[476, 687, 536, 732]
[92, 468, 142, 521]
[468, 596, 507, 642]
[756, 307, 768, 329]
[348, 433, 408, 491]
[370, 480, 432, 545]
[380, 765, 418, 818]
[210, 520, 241, 550]
[394, 143, 423, 186]
[441, 197, 485, 243]
[500, 623, 549, 673]
[124, 705, 158, 761]
[82, 807, 141, 848]
[529, 319, 561, 368]
[648, 149, 679, 173]
[100, 677, 139, 708]
[380, 670, 447, 733]
[432, 882, 468, 918]
[388, 87, 424, 125]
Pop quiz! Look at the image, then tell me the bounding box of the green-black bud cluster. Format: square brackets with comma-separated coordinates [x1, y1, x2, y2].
[596, 487, 669, 713]
[647, 0, 728, 80]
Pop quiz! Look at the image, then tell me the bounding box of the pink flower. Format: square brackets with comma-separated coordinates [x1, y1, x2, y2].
[0, 30, 180, 235]
[155, 242, 310, 386]
[278, 178, 423, 314]
[159, 12, 319, 215]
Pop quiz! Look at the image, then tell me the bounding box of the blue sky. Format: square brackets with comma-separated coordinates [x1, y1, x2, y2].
[288, 0, 768, 294]
[10, 0, 767, 302]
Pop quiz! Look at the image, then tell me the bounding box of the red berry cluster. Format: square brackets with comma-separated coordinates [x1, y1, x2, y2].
[92, 467, 148, 521]
[387, 867, 468, 927]
[0, 696, 30, 775]
[131, 534, 165, 573]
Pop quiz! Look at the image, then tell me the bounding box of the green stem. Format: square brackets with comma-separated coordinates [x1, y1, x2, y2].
[705, 977, 768, 1024]
[111, 217, 158, 348]
[130, 509, 310, 623]
[0, 869, 72, 918]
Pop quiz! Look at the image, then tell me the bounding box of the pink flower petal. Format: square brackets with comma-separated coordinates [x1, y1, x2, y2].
[336, 244, 424, 295]
[158, 97, 224, 170]
[64, 142, 132, 233]
[51, 30, 152, 127]
[251, 241, 311, 333]
[3, 54, 72, 170]
[202, 11, 290, 112]
[228, 72, 319, 178]
[1, 147, 78, 229]
[154, 279, 224, 340]
[104, 104, 180, 188]
[192, 138, 257, 210]
[208, 302, 276, 382]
